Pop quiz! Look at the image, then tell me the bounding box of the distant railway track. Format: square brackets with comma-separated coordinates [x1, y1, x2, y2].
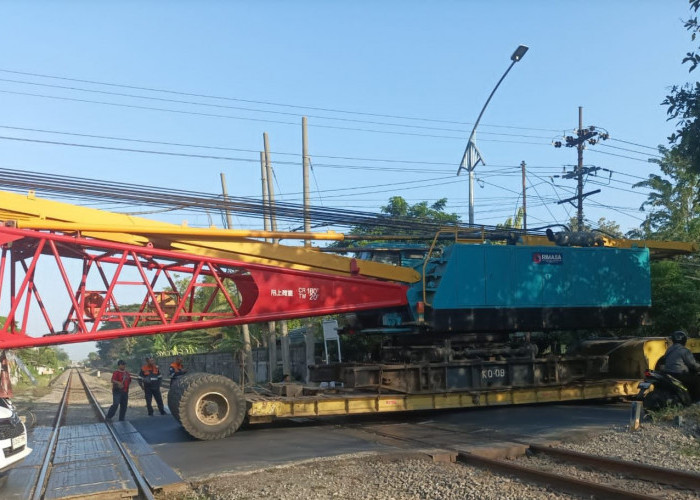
[356, 422, 700, 499]
[30, 369, 155, 500]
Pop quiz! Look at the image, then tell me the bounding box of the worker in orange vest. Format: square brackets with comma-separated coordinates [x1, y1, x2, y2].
[169, 355, 187, 386]
[106, 360, 131, 422]
[139, 355, 166, 416]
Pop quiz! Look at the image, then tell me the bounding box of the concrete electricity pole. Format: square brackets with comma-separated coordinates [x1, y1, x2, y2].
[553, 106, 609, 230]
[520, 161, 527, 231]
[220, 172, 254, 384]
[302, 117, 311, 247]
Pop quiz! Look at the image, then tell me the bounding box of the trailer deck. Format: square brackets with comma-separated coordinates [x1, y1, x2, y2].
[245, 379, 641, 423]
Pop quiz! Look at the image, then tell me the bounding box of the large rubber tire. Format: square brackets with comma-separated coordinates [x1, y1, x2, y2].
[168, 372, 247, 440]
[167, 374, 194, 424]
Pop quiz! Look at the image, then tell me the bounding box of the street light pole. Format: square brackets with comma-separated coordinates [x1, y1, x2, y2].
[457, 44, 529, 225]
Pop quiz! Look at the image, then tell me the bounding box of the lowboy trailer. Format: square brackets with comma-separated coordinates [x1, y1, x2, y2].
[0, 190, 697, 440]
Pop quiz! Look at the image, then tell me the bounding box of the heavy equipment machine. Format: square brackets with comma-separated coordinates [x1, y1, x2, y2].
[0, 190, 697, 440]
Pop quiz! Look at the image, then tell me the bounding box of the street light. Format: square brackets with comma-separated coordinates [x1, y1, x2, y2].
[457, 44, 529, 226]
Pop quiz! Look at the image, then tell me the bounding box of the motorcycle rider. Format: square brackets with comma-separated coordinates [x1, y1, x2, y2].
[662, 330, 700, 402]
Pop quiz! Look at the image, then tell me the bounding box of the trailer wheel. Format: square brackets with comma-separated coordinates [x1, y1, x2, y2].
[169, 372, 247, 440]
[167, 374, 193, 424]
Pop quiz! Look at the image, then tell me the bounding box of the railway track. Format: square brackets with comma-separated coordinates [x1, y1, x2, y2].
[356, 422, 700, 499]
[30, 369, 155, 500]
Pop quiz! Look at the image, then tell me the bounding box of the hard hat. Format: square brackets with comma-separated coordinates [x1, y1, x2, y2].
[671, 330, 688, 345]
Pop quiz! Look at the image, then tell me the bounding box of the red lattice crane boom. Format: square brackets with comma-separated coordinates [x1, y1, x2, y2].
[0, 225, 408, 349]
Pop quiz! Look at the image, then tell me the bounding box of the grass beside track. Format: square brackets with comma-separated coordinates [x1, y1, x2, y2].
[646, 404, 700, 458]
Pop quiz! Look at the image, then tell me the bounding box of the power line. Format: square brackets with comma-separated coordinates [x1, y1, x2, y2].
[610, 137, 661, 151]
[599, 143, 662, 158]
[279, 175, 456, 197]
[527, 174, 562, 223]
[0, 124, 557, 169]
[587, 148, 653, 163]
[0, 68, 564, 132]
[0, 130, 549, 171]
[587, 198, 645, 222]
[0, 135, 254, 162]
[0, 166, 539, 235]
[0, 77, 555, 139]
[0, 89, 556, 144]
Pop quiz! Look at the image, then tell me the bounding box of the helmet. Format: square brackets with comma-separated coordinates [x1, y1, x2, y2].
[671, 330, 688, 345]
[145, 354, 154, 361]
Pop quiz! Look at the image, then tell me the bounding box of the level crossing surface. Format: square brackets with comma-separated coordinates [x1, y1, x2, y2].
[130, 401, 630, 479]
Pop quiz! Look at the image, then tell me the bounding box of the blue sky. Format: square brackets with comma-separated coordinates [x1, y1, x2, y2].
[0, 1, 695, 359]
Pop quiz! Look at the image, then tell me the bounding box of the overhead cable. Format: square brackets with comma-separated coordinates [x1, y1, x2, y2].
[0, 68, 563, 132]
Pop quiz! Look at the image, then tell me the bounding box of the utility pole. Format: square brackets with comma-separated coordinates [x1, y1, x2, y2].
[260, 151, 270, 235]
[520, 161, 527, 231]
[302, 117, 311, 247]
[263, 132, 278, 241]
[262, 133, 278, 381]
[576, 107, 584, 229]
[220, 172, 254, 385]
[219, 173, 234, 230]
[553, 106, 609, 230]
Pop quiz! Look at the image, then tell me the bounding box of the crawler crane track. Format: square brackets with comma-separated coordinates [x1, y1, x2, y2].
[30, 369, 155, 500]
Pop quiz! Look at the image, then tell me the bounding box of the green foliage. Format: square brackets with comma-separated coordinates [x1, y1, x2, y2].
[15, 346, 70, 372]
[644, 260, 700, 336]
[95, 274, 280, 365]
[630, 10, 700, 339]
[662, 0, 700, 174]
[569, 216, 623, 237]
[342, 196, 460, 245]
[645, 403, 700, 427]
[627, 146, 700, 336]
[497, 208, 524, 230]
[630, 147, 700, 241]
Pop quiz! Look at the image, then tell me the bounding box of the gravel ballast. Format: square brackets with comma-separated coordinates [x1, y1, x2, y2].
[171, 409, 700, 500]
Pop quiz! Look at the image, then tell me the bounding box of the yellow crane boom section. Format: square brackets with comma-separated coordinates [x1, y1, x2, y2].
[0, 190, 422, 283]
[0, 190, 695, 284]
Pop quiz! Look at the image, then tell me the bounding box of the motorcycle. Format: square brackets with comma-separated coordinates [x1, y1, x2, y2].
[635, 368, 694, 410]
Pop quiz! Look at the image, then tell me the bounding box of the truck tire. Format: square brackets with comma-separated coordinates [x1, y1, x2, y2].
[167, 374, 193, 424]
[168, 372, 246, 440]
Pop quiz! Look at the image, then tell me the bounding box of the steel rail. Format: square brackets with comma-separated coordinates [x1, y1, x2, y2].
[356, 425, 679, 500]
[31, 370, 72, 500]
[457, 451, 659, 500]
[76, 369, 155, 500]
[529, 444, 700, 492]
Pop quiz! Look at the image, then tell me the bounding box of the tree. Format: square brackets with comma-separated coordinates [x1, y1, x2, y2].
[629, 147, 700, 242]
[86, 352, 100, 367]
[340, 196, 460, 246]
[663, 0, 700, 174]
[646, 259, 700, 336]
[629, 147, 700, 336]
[497, 208, 524, 230]
[569, 216, 623, 237]
[15, 346, 70, 373]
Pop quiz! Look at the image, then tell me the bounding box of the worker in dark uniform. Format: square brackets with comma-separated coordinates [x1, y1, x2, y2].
[663, 330, 700, 401]
[106, 360, 131, 422]
[169, 356, 187, 386]
[139, 355, 166, 416]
